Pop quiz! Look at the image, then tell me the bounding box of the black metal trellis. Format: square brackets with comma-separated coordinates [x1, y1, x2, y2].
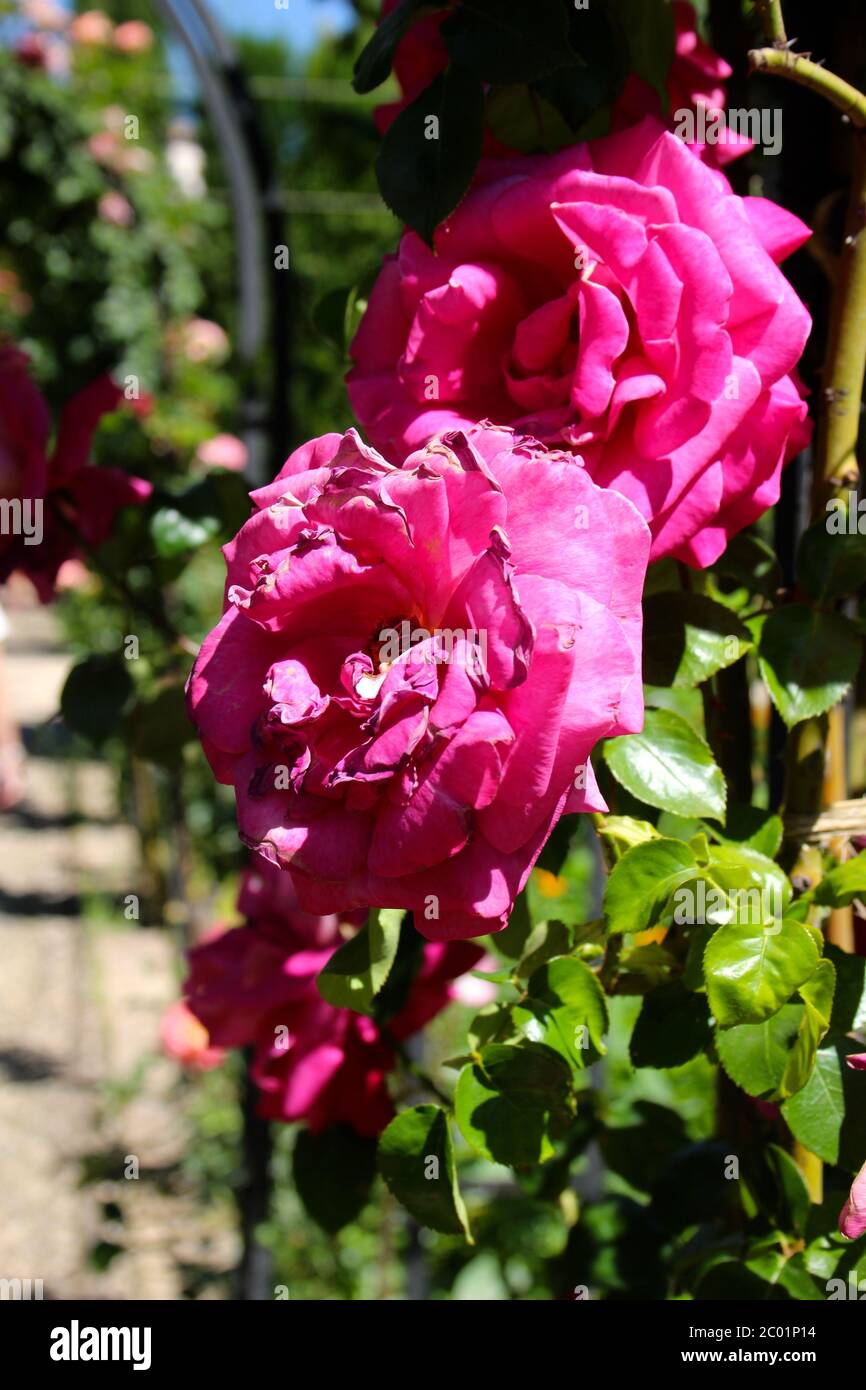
[152, 0, 291, 487]
[151, 0, 295, 1299]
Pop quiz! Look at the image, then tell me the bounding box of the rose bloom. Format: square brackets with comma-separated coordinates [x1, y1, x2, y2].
[160, 1000, 224, 1072]
[68, 9, 113, 46]
[175, 317, 230, 364]
[187, 423, 648, 939]
[113, 20, 154, 54]
[348, 119, 811, 567]
[196, 433, 248, 473]
[21, 0, 69, 31]
[97, 190, 134, 227]
[0, 344, 152, 600]
[184, 860, 481, 1134]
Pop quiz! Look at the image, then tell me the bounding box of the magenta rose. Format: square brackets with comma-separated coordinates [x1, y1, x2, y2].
[187, 424, 648, 939]
[348, 119, 812, 567]
[840, 1155, 866, 1240]
[0, 344, 152, 599]
[183, 860, 482, 1134]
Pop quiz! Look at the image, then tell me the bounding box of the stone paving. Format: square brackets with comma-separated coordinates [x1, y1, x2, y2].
[0, 584, 235, 1300]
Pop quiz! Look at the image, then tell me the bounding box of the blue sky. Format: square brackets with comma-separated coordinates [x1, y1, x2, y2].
[208, 0, 356, 52]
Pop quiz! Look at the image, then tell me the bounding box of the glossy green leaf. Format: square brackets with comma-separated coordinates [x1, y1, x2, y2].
[293, 1127, 378, 1233]
[796, 516, 866, 603]
[630, 984, 713, 1069]
[316, 909, 403, 1014]
[353, 0, 443, 93]
[815, 853, 866, 907]
[604, 708, 726, 818]
[704, 917, 820, 1028]
[378, 1105, 472, 1239]
[782, 1040, 866, 1169]
[375, 66, 484, 244]
[603, 837, 698, 934]
[715, 1004, 805, 1098]
[643, 592, 752, 688]
[780, 959, 836, 1099]
[512, 956, 607, 1069]
[758, 605, 862, 728]
[454, 1043, 573, 1167]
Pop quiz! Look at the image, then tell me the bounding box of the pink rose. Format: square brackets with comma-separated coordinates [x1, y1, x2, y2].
[348, 120, 811, 566]
[97, 190, 135, 227]
[839, 1158, 866, 1241]
[187, 424, 647, 939]
[160, 1000, 224, 1072]
[69, 10, 113, 46]
[196, 433, 248, 473]
[0, 345, 152, 600]
[113, 20, 154, 54]
[174, 317, 230, 364]
[184, 859, 481, 1133]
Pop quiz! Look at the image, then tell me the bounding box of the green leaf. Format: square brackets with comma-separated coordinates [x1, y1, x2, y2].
[643, 592, 752, 688]
[512, 956, 607, 1069]
[780, 959, 836, 1099]
[796, 516, 866, 602]
[293, 1126, 378, 1233]
[815, 853, 866, 907]
[604, 708, 726, 818]
[782, 1040, 866, 1169]
[826, 944, 866, 1034]
[454, 1042, 573, 1167]
[704, 917, 820, 1028]
[709, 805, 784, 859]
[441, 0, 572, 84]
[490, 889, 532, 960]
[513, 919, 572, 979]
[484, 83, 573, 153]
[644, 684, 706, 737]
[316, 909, 403, 1014]
[375, 66, 484, 244]
[353, 0, 444, 93]
[630, 983, 713, 1069]
[467, 1002, 515, 1050]
[609, 0, 675, 108]
[603, 837, 697, 934]
[715, 1004, 805, 1098]
[595, 815, 660, 861]
[758, 605, 862, 727]
[61, 655, 133, 743]
[378, 1105, 472, 1239]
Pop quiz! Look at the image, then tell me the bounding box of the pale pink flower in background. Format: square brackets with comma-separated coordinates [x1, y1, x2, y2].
[113, 20, 154, 54]
[87, 130, 119, 165]
[196, 433, 248, 472]
[97, 190, 135, 227]
[177, 317, 230, 364]
[68, 9, 113, 46]
[54, 558, 91, 591]
[451, 952, 501, 1008]
[20, 0, 69, 30]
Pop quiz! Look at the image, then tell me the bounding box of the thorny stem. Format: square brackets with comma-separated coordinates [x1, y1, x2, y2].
[754, 0, 787, 47]
[748, 49, 866, 129]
